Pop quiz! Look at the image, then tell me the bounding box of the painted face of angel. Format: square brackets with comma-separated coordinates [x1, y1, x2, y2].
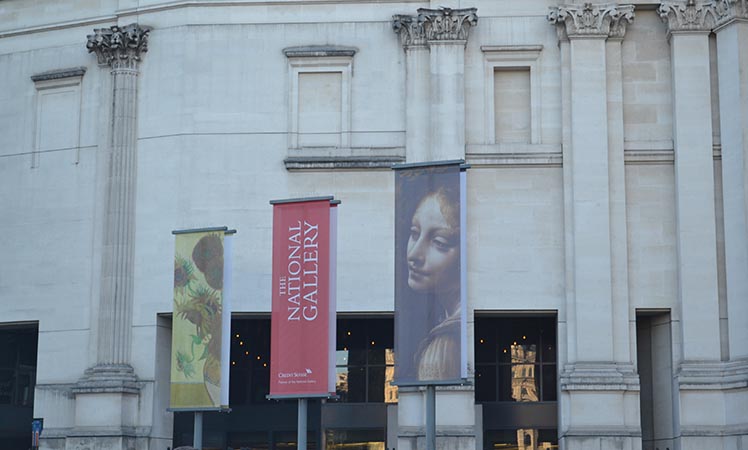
[406, 191, 460, 295]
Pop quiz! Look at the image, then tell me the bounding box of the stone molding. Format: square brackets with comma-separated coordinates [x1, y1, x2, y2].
[548, 3, 635, 39]
[392, 14, 427, 47]
[658, 0, 718, 33]
[714, 0, 748, 27]
[284, 155, 405, 170]
[31, 67, 86, 82]
[560, 362, 640, 391]
[283, 45, 357, 58]
[72, 364, 140, 395]
[677, 359, 748, 390]
[86, 23, 150, 69]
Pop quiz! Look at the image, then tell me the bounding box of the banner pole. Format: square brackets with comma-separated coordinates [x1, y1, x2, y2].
[298, 398, 308, 450]
[194, 411, 203, 450]
[426, 385, 436, 450]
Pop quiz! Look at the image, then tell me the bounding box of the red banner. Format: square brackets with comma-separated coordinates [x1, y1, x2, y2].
[270, 198, 335, 397]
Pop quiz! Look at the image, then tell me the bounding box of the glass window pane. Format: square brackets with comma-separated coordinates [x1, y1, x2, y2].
[336, 367, 349, 401]
[542, 365, 557, 402]
[346, 366, 366, 403]
[483, 429, 558, 450]
[367, 366, 385, 403]
[510, 364, 540, 402]
[475, 321, 496, 364]
[475, 365, 496, 402]
[325, 429, 385, 450]
[250, 369, 270, 403]
[497, 365, 513, 401]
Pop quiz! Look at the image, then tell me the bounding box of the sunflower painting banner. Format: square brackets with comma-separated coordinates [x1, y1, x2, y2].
[170, 228, 232, 410]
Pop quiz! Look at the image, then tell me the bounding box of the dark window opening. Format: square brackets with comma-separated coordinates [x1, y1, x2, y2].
[475, 316, 557, 403]
[0, 324, 39, 450]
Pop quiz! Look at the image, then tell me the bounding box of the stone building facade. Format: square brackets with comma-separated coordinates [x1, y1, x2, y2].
[0, 0, 746, 450]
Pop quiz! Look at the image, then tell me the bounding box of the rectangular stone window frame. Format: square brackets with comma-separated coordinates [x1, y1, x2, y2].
[286, 52, 353, 152]
[30, 68, 86, 168]
[481, 46, 542, 146]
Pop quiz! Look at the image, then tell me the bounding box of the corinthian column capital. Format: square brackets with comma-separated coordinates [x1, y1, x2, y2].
[714, 0, 748, 27]
[417, 7, 478, 42]
[658, 0, 718, 33]
[86, 23, 150, 69]
[392, 14, 428, 47]
[548, 3, 635, 39]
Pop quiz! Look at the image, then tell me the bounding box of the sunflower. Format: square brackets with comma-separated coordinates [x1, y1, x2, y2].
[192, 234, 224, 290]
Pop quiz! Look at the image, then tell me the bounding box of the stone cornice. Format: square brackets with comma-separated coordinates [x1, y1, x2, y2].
[86, 23, 150, 69]
[714, 0, 748, 27]
[548, 3, 635, 39]
[659, 0, 718, 34]
[417, 7, 478, 42]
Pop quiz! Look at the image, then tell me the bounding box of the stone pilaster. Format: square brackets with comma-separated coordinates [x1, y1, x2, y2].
[658, 0, 722, 362]
[420, 7, 477, 161]
[393, 15, 431, 163]
[659, 3, 734, 448]
[713, 1, 748, 446]
[549, 5, 640, 449]
[65, 23, 149, 450]
[713, 0, 748, 362]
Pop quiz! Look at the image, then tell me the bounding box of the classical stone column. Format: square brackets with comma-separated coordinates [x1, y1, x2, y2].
[393, 15, 431, 163]
[548, 4, 640, 449]
[714, 0, 748, 362]
[65, 23, 149, 450]
[420, 7, 477, 161]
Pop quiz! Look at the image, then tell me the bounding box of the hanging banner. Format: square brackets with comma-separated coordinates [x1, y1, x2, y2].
[393, 161, 467, 384]
[269, 197, 338, 397]
[170, 227, 233, 410]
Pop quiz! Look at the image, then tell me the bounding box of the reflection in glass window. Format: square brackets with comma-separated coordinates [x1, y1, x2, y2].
[335, 318, 397, 403]
[483, 429, 558, 450]
[475, 317, 557, 403]
[325, 429, 385, 450]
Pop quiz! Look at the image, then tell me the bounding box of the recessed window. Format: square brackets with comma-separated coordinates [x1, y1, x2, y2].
[475, 316, 557, 403]
[481, 46, 542, 146]
[30, 68, 85, 167]
[335, 318, 397, 404]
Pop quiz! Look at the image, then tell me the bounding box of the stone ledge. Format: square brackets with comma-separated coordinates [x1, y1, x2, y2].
[63, 426, 152, 438]
[398, 426, 476, 437]
[677, 359, 748, 390]
[283, 45, 357, 58]
[284, 155, 405, 170]
[466, 152, 562, 167]
[31, 67, 86, 82]
[560, 362, 640, 391]
[561, 426, 642, 438]
[681, 424, 748, 436]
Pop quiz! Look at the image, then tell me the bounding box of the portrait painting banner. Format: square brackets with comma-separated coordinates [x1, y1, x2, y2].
[394, 161, 467, 384]
[269, 197, 337, 397]
[170, 227, 232, 410]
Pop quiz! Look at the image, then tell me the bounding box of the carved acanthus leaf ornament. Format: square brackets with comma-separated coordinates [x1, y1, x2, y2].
[86, 23, 150, 69]
[714, 0, 748, 26]
[417, 7, 478, 41]
[548, 3, 635, 38]
[658, 0, 718, 32]
[392, 14, 427, 47]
